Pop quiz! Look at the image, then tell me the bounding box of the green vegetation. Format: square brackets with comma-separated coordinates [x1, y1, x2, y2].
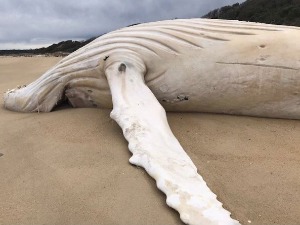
[0, 38, 97, 56]
[203, 0, 300, 26]
[38, 39, 95, 54]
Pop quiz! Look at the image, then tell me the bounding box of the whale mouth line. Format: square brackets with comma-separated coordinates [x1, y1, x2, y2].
[216, 61, 299, 71]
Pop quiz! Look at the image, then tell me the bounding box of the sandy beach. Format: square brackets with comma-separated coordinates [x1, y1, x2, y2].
[0, 56, 300, 225]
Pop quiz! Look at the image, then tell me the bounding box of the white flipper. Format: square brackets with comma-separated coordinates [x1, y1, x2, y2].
[105, 60, 240, 225]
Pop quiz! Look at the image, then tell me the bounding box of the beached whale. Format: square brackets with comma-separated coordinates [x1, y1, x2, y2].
[3, 19, 300, 225]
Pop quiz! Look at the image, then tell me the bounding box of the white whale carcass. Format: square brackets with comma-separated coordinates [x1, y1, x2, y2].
[4, 19, 300, 225]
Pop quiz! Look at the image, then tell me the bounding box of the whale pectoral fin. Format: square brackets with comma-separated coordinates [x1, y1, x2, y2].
[105, 61, 240, 225]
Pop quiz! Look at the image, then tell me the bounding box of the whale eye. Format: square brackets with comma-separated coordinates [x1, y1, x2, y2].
[118, 63, 126, 72]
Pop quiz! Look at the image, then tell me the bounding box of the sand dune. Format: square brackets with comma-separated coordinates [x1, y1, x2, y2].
[0, 57, 300, 225]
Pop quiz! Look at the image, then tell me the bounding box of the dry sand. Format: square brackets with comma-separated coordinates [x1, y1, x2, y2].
[0, 56, 300, 225]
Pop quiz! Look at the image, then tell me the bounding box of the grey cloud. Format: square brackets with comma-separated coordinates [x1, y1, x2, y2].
[0, 0, 245, 49]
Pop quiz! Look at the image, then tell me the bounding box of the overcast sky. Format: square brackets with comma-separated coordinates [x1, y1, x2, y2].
[0, 0, 245, 49]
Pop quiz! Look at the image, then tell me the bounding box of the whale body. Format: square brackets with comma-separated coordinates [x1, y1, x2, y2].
[4, 18, 300, 119]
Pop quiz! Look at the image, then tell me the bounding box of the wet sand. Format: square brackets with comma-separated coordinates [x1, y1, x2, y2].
[0, 57, 299, 225]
